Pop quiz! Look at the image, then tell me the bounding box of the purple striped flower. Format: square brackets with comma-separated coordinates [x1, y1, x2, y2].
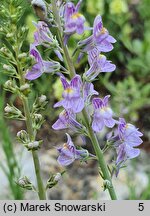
[92, 95, 116, 132]
[25, 45, 60, 80]
[57, 133, 88, 166]
[85, 51, 116, 81]
[54, 75, 84, 113]
[83, 82, 99, 103]
[115, 118, 143, 165]
[64, 0, 85, 44]
[33, 21, 53, 46]
[52, 109, 82, 130]
[78, 15, 116, 53]
[33, 21, 63, 61]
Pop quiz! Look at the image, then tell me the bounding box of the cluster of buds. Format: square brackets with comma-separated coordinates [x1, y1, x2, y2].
[17, 130, 42, 150]
[2, 64, 16, 77]
[17, 176, 36, 191]
[19, 83, 31, 97]
[32, 95, 48, 113]
[4, 103, 24, 120]
[32, 113, 44, 130]
[4, 80, 18, 93]
[46, 171, 65, 189]
[103, 180, 112, 191]
[27, 141, 42, 151]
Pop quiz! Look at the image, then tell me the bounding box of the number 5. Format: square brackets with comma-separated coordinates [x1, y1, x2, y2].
[138, 203, 144, 211]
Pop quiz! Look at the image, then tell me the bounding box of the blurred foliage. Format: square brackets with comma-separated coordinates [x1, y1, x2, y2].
[0, 91, 24, 199]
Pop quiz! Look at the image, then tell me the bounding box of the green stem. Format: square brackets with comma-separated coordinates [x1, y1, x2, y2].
[82, 108, 117, 200]
[51, 0, 117, 200]
[51, 0, 76, 78]
[16, 61, 46, 200]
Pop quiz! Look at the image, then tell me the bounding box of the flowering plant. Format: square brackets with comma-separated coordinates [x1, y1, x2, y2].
[1, 0, 143, 200]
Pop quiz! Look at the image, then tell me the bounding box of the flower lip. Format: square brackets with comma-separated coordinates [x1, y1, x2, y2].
[54, 75, 84, 113]
[113, 117, 143, 174]
[64, 0, 85, 43]
[64, 87, 74, 94]
[71, 12, 83, 19]
[57, 133, 90, 166]
[92, 95, 115, 132]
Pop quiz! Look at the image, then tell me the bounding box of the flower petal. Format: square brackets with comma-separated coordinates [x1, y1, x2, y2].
[92, 115, 104, 132]
[60, 76, 70, 89]
[57, 154, 74, 166]
[92, 98, 103, 109]
[104, 118, 116, 128]
[101, 61, 116, 73]
[71, 75, 82, 88]
[125, 145, 140, 159]
[72, 97, 84, 113]
[43, 61, 60, 73]
[97, 40, 113, 52]
[52, 118, 67, 130]
[25, 64, 43, 80]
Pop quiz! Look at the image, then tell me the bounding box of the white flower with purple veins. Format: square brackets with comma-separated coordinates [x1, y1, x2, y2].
[52, 109, 82, 130]
[57, 133, 88, 166]
[85, 49, 116, 81]
[78, 15, 116, 53]
[92, 95, 116, 132]
[115, 118, 143, 165]
[64, 0, 85, 44]
[54, 75, 84, 113]
[32, 21, 63, 61]
[25, 45, 60, 80]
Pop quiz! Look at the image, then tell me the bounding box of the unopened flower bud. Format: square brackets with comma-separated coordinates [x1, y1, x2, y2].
[38, 95, 47, 103]
[0, 47, 7, 53]
[3, 64, 12, 71]
[21, 26, 28, 33]
[34, 113, 43, 121]
[46, 171, 65, 189]
[27, 141, 40, 150]
[18, 52, 27, 59]
[17, 176, 36, 191]
[31, 0, 47, 21]
[32, 113, 44, 130]
[54, 173, 62, 182]
[4, 105, 13, 113]
[20, 83, 31, 96]
[18, 177, 27, 187]
[4, 103, 23, 120]
[4, 80, 13, 88]
[4, 80, 17, 93]
[33, 95, 48, 113]
[103, 179, 112, 191]
[20, 83, 30, 91]
[6, 33, 13, 38]
[17, 130, 29, 144]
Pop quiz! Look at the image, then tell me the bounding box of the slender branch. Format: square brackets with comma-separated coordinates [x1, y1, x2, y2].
[16, 57, 46, 200]
[51, 0, 76, 78]
[51, 0, 117, 200]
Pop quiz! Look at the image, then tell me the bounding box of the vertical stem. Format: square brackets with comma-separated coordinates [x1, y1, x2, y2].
[22, 97, 46, 200]
[51, 0, 76, 78]
[51, 0, 117, 200]
[16, 60, 46, 200]
[82, 108, 117, 200]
